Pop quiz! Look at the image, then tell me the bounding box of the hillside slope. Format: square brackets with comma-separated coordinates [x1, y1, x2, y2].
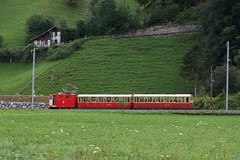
[0, 0, 138, 48]
[17, 36, 195, 95]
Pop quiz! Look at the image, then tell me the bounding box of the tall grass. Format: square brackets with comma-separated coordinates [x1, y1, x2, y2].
[19, 36, 194, 95]
[0, 110, 239, 159]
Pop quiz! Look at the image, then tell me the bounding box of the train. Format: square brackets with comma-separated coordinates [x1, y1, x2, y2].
[49, 94, 193, 109]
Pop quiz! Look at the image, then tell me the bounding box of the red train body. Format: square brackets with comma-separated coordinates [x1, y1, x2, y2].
[49, 94, 193, 109]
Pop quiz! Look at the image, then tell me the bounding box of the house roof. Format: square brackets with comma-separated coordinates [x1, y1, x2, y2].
[28, 26, 58, 43]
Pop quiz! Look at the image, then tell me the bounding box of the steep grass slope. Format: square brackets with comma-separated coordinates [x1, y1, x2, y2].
[18, 35, 194, 95]
[0, 0, 139, 48]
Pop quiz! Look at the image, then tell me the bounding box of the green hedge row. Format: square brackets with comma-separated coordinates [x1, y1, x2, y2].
[193, 92, 240, 110]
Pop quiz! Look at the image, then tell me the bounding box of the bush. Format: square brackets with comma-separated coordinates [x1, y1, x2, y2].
[147, 4, 180, 25]
[193, 92, 240, 110]
[46, 38, 90, 61]
[175, 7, 198, 24]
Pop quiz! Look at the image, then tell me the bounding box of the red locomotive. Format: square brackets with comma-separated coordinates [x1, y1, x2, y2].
[49, 94, 193, 109]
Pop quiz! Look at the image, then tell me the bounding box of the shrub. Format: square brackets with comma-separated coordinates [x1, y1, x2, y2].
[147, 4, 180, 25]
[193, 92, 240, 110]
[46, 38, 90, 61]
[175, 7, 198, 24]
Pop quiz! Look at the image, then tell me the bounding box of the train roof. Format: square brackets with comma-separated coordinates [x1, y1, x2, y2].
[77, 94, 132, 97]
[134, 94, 192, 97]
[77, 94, 192, 97]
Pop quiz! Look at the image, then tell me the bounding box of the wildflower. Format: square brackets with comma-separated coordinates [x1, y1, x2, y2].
[178, 133, 183, 136]
[95, 147, 100, 150]
[135, 130, 139, 133]
[89, 144, 95, 147]
[52, 132, 56, 134]
[111, 122, 114, 124]
[81, 126, 85, 128]
[60, 128, 64, 133]
[93, 151, 97, 154]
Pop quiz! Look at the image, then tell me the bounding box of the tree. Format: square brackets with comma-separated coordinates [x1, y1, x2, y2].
[0, 36, 3, 48]
[26, 14, 55, 40]
[58, 19, 75, 42]
[198, 0, 240, 67]
[180, 43, 207, 97]
[206, 65, 240, 97]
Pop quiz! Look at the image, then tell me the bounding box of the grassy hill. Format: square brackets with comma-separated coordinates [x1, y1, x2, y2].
[0, 0, 139, 48]
[8, 35, 194, 96]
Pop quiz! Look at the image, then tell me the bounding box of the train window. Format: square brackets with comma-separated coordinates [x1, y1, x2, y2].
[148, 97, 152, 103]
[66, 96, 69, 100]
[79, 97, 83, 102]
[58, 96, 62, 100]
[127, 97, 130, 102]
[91, 97, 96, 102]
[103, 97, 107, 102]
[70, 96, 72, 100]
[115, 97, 119, 102]
[99, 97, 103, 102]
[84, 97, 88, 102]
[152, 97, 156, 102]
[174, 98, 177, 102]
[107, 97, 111, 102]
[186, 97, 189, 102]
[135, 97, 139, 102]
[156, 97, 160, 102]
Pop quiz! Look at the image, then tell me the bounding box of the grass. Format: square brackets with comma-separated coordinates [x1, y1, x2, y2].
[0, 61, 58, 95]
[0, 0, 139, 48]
[0, 110, 239, 159]
[18, 35, 195, 95]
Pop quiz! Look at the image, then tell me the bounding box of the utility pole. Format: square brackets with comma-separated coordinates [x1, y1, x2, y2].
[226, 41, 230, 113]
[31, 48, 36, 110]
[210, 66, 213, 100]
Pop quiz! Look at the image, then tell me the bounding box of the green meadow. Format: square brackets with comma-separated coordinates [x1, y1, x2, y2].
[17, 36, 194, 95]
[0, 110, 239, 159]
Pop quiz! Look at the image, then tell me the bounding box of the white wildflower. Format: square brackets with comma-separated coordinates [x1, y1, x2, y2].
[135, 130, 139, 133]
[111, 122, 114, 124]
[93, 151, 97, 154]
[179, 133, 183, 136]
[52, 132, 56, 134]
[95, 147, 100, 150]
[89, 144, 95, 147]
[60, 128, 64, 133]
[81, 126, 85, 128]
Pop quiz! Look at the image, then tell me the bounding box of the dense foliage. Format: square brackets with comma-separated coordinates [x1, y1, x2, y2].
[181, 0, 240, 97]
[75, 0, 139, 37]
[194, 92, 240, 110]
[26, 14, 55, 40]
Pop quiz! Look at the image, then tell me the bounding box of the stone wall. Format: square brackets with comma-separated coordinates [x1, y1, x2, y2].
[0, 101, 48, 109]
